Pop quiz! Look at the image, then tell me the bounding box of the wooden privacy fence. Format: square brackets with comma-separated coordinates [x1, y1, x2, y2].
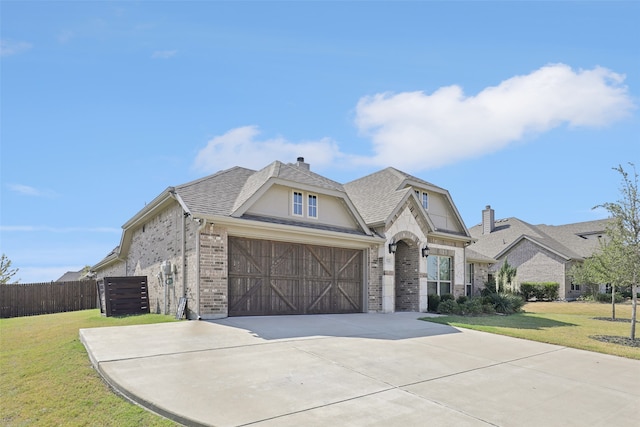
[0, 280, 98, 318]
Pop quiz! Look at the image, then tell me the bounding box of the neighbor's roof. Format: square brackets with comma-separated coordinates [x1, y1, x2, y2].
[469, 217, 610, 262]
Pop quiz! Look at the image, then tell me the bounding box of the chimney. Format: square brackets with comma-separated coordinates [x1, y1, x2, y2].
[296, 156, 310, 170]
[482, 205, 495, 235]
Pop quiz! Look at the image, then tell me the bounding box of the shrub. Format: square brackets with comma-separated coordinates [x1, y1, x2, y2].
[596, 292, 624, 304]
[456, 295, 468, 305]
[437, 299, 460, 315]
[460, 298, 484, 316]
[485, 292, 525, 315]
[520, 282, 559, 301]
[427, 294, 440, 312]
[440, 293, 455, 302]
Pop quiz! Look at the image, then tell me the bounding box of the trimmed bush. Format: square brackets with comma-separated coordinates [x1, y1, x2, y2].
[520, 282, 559, 301]
[460, 298, 484, 316]
[437, 299, 460, 315]
[440, 293, 455, 302]
[456, 295, 468, 305]
[427, 294, 440, 312]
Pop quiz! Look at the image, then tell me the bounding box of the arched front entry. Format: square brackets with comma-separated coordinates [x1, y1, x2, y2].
[394, 240, 420, 311]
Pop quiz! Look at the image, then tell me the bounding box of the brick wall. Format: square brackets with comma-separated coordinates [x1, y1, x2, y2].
[493, 239, 567, 298]
[367, 245, 383, 312]
[395, 240, 420, 311]
[198, 224, 228, 318]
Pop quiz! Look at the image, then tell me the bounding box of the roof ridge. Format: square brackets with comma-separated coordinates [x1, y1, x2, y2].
[176, 166, 254, 190]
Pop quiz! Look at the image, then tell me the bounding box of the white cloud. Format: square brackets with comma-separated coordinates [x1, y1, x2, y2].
[193, 125, 343, 173]
[57, 30, 75, 44]
[192, 64, 635, 175]
[7, 184, 58, 198]
[151, 50, 177, 59]
[353, 64, 635, 171]
[0, 39, 33, 56]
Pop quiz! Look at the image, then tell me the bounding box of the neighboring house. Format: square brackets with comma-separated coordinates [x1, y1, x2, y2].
[468, 205, 610, 300]
[56, 269, 94, 282]
[93, 158, 472, 319]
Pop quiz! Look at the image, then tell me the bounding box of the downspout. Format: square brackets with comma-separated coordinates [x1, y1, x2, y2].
[182, 210, 187, 300]
[195, 218, 208, 320]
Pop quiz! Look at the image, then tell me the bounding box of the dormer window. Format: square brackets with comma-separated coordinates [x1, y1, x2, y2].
[415, 190, 428, 210]
[292, 190, 318, 219]
[308, 194, 318, 218]
[293, 191, 303, 216]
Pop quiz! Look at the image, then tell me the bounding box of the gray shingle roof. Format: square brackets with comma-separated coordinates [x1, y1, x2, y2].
[344, 167, 449, 228]
[469, 217, 611, 262]
[175, 166, 256, 217]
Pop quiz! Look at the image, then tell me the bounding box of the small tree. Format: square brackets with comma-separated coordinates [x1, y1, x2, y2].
[497, 259, 517, 293]
[595, 163, 639, 340]
[0, 254, 20, 284]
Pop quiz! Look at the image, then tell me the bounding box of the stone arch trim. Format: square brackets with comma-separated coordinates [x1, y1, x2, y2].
[390, 230, 423, 248]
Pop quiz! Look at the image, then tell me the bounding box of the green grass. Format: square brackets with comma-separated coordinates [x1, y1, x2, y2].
[0, 309, 180, 426]
[422, 301, 639, 360]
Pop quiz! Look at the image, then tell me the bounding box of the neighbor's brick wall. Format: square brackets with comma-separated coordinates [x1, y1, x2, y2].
[471, 262, 491, 295]
[492, 239, 567, 299]
[198, 224, 228, 318]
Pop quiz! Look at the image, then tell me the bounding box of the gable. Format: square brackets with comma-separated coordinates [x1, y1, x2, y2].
[244, 184, 361, 231]
[423, 192, 466, 234]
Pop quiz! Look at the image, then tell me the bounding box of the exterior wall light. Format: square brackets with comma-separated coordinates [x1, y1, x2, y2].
[421, 245, 430, 258]
[388, 240, 397, 254]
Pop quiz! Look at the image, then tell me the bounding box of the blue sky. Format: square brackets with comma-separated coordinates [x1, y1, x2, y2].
[1, 1, 638, 283]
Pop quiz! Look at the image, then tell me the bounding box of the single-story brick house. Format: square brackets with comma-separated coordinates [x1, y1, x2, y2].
[467, 205, 610, 300]
[93, 158, 473, 319]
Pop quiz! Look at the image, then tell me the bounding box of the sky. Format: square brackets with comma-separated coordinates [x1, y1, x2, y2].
[1, 1, 639, 283]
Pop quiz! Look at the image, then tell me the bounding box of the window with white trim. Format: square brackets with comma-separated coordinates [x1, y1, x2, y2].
[427, 255, 452, 296]
[308, 194, 318, 218]
[293, 191, 303, 216]
[415, 190, 428, 209]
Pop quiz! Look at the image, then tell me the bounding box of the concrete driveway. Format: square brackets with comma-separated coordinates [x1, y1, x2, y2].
[80, 313, 639, 427]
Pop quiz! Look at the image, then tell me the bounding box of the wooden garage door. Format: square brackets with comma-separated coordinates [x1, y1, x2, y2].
[228, 237, 363, 316]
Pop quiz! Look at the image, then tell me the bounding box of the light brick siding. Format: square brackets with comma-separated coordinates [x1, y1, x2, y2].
[492, 239, 567, 299]
[471, 262, 490, 295]
[96, 262, 126, 279]
[198, 224, 228, 318]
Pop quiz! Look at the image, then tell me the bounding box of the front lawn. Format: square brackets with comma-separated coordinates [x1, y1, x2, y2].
[0, 309, 179, 426]
[421, 301, 639, 360]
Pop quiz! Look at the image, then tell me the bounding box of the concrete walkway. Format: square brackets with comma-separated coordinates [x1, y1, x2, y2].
[80, 313, 639, 427]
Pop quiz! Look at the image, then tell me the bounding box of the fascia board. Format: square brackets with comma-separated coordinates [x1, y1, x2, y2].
[429, 230, 474, 244]
[232, 177, 374, 236]
[403, 180, 470, 237]
[198, 215, 383, 248]
[118, 189, 177, 261]
[384, 190, 437, 232]
[495, 235, 572, 261]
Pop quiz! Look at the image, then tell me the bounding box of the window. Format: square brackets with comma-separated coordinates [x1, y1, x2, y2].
[414, 190, 428, 209]
[308, 194, 317, 218]
[427, 255, 452, 296]
[466, 263, 474, 296]
[293, 191, 303, 216]
[571, 283, 581, 292]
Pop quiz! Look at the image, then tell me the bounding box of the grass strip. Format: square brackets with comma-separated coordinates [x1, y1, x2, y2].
[421, 302, 639, 360]
[0, 309, 179, 426]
